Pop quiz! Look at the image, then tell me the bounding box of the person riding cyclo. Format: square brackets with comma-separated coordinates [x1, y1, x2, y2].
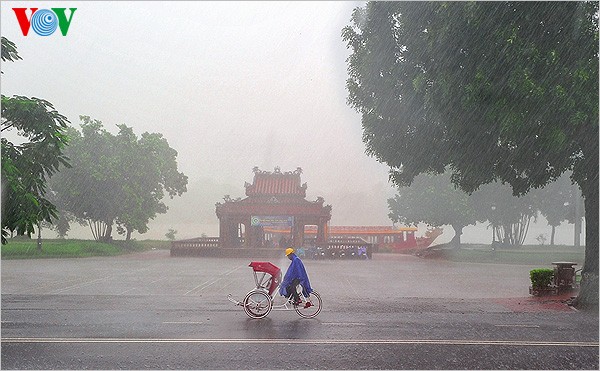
[279, 247, 313, 308]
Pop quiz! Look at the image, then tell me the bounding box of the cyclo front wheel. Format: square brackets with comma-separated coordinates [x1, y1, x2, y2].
[295, 290, 322, 318]
[243, 289, 273, 319]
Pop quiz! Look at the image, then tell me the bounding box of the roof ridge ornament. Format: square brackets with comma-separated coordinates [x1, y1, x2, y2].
[222, 194, 241, 203]
[252, 166, 303, 176]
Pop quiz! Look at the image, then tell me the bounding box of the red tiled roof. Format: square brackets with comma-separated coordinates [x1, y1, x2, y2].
[323, 226, 418, 234]
[264, 226, 418, 234]
[246, 172, 305, 197]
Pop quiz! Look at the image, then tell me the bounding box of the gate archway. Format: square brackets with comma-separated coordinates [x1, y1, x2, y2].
[215, 167, 332, 249]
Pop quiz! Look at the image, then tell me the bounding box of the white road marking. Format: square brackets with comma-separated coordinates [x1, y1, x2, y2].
[322, 322, 367, 326]
[184, 265, 244, 296]
[2, 338, 597, 347]
[18, 277, 83, 295]
[162, 321, 204, 324]
[494, 324, 540, 328]
[49, 277, 114, 294]
[344, 277, 359, 297]
[117, 275, 169, 295]
[48, 266, 162, 294]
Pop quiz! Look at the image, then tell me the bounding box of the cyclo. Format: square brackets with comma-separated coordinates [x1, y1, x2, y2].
[228, 261, 322, 319]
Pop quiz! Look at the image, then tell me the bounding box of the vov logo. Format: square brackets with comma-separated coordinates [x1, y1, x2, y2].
[12, 8, 77, 36]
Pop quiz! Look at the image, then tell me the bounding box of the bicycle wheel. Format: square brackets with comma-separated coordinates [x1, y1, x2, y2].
[243, 289, 272, 319]
[295, 290, 322, 318]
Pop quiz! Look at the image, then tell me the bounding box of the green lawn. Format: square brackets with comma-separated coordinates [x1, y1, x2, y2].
[0, 239, 168, 259]
[1, 239, 585, 265]
[442, 244, 585, 266]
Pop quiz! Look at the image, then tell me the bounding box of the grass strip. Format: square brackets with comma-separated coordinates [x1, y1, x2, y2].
[1, 239, 124, 259]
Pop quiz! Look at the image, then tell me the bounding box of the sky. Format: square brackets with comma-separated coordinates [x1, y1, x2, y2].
[0, 1, 582, 244]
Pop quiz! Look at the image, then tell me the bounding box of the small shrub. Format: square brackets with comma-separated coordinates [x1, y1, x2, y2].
[535, 234, 547, 245]
[530, 268, 554, 288]
[165, 229, 177, 241]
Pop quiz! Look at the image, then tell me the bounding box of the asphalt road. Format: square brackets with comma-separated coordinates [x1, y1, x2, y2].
[1, 250, 598, 369]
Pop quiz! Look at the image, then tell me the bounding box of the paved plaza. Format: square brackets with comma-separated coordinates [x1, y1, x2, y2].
[2, 250, 598, 369]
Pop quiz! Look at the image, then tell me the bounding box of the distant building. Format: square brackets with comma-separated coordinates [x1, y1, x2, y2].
[215, 167, 331, 249]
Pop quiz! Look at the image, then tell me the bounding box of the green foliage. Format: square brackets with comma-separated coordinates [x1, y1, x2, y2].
[1, 37, 71, 244]
[388, 171, 479, 247]
[533, 172, 581, 227]
[165, 229, 177, 241]
[343, 1, 597, 193]
[49, 116, 188, 241]
[471, 181, 537, 246]
[343, 1, 598, 305]
[388, 172, 542, 247]
[530, 171, 583, 245]
[529, 268, 555, 289]
[535, 234, 547, 245]
[41, 210, 75, 239]
[1, 36, 21, 65]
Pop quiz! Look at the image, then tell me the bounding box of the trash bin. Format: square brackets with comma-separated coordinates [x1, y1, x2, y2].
[552, 262, 577, 289]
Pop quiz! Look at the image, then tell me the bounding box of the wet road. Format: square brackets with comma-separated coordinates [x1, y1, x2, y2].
[2, 250, 598, 369]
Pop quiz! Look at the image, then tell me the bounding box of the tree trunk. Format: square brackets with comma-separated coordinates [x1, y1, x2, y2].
[550, 225, 555, 246]
[451, 225, 463, 249]
[126, 228, 132, 241]
[500, 223, 513, 245]
[576, 181, 598, 309]
[101, 222, 113, 242]
[574, 185, 582, 247]
[36, 222, 42, 251]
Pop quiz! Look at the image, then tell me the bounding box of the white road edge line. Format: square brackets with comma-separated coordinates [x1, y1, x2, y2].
[2, 338, 598, 347]
[322, 322, 367, 326]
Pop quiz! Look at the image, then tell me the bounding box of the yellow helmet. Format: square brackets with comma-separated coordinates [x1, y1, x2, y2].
[285, 248, 295, 256]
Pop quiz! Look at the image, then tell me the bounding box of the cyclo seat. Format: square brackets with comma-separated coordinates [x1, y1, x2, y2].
[248, 262, 282, 296]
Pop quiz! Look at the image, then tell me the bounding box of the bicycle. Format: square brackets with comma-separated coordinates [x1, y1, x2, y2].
[228, 261, 322, 319]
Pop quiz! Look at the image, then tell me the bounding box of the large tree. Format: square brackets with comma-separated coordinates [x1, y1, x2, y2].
[1, 37, 70, 245]
[387, 172, 479, 248]
[50, 117, 188, 241]
[113, 124, 189, 240]
[343, 2, 598, 307]
[389, 173, 537, 248]
[532, 172, 583, 246]
[471, 181, 537, 247]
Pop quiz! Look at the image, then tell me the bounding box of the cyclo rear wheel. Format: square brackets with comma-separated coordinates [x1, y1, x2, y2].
[295, 290, 322, 318]
[243, 289, 273, 319]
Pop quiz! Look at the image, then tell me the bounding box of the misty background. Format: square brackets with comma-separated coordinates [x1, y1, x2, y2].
[0, 1, 581, 244]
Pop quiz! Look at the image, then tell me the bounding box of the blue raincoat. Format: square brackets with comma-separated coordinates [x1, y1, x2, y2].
[279, 253, 312, 297]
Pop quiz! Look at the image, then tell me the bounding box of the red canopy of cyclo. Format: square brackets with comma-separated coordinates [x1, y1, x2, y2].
[249, 261, 281, 276]
[249, 262, 281, 296]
